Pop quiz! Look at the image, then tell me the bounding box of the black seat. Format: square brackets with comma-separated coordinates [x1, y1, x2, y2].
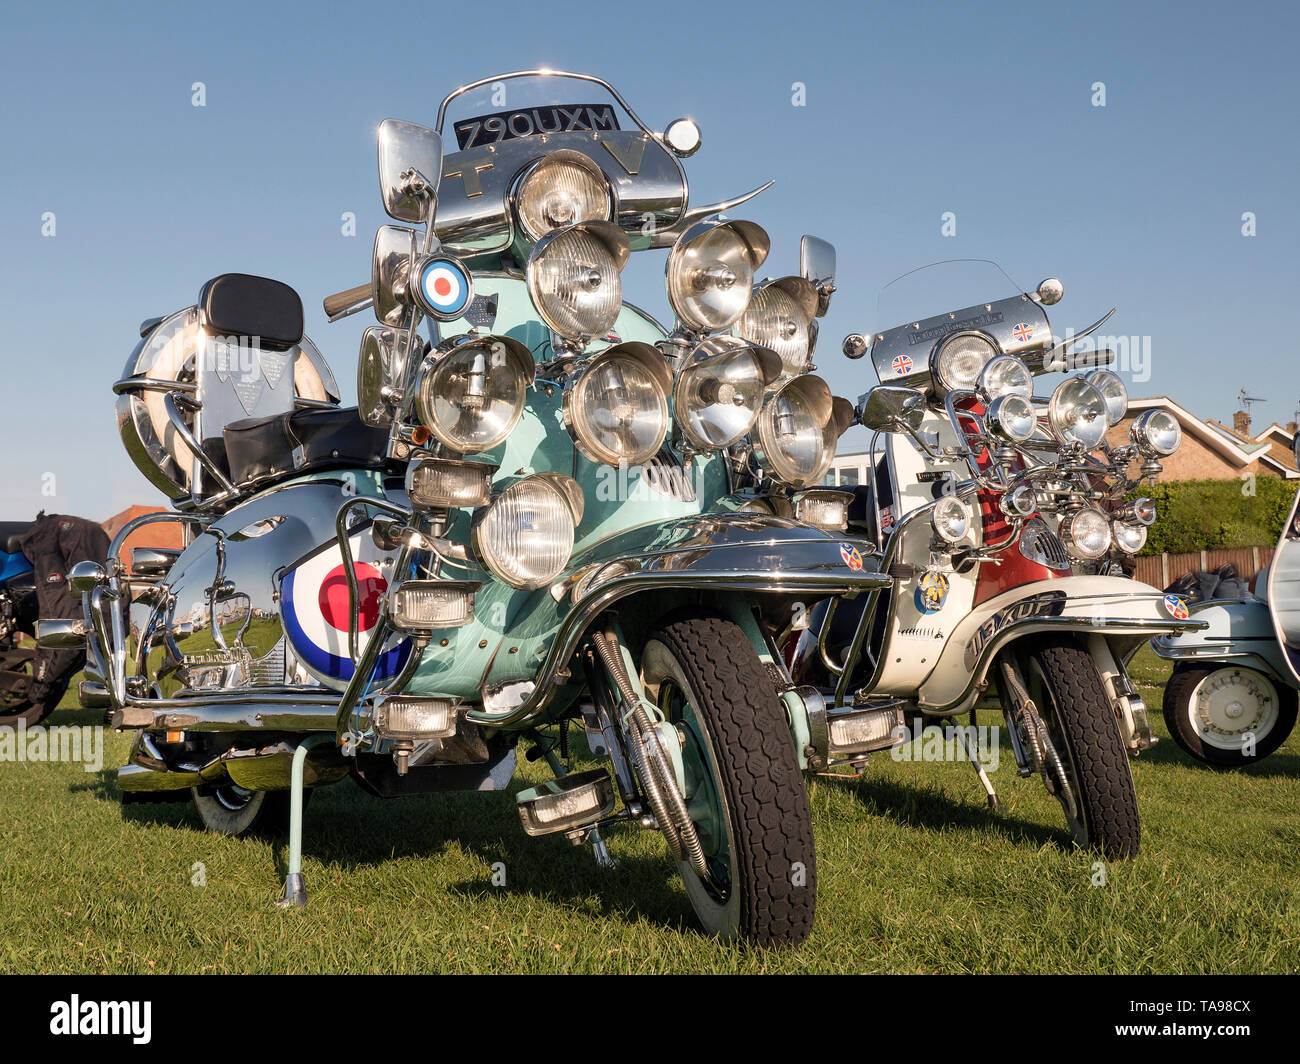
[1, 522, 34, 556]
[222, 406, 395, 488]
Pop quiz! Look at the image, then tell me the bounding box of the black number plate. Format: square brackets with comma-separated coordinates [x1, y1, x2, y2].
[453, 103, 620, 150]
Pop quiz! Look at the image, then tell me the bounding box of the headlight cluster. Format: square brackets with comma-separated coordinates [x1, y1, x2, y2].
[515, 151, 613, 243]
[472, 474, 585, 590]
[1047, 376, 1108, 450]
[674, 336, 780, 451]
[666, 220, 769, 333]
[752, 374, 845, 487]
[1061, 506, 1111, 560]
[1130, 408, 1181, 457]
[736, 278, 819, 377]
[526, 221, 630, 344]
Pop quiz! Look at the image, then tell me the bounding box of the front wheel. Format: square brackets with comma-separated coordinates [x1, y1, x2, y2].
[639, 611, 816, 947]
[1163, 663, 1298, 767]
[192, 784, 304, 837]
[1020, 636, 1141, 859]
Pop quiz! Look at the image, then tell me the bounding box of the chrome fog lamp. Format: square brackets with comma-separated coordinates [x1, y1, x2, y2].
[1087, 369, 1129, 426]
[1121, 496, 1158, 526]
[67, 560, 107, 595]
[1048, 376, 1108, 450]
[517, 769, 616, 836]
[1061, 507, 1111, 560]
[357, 326, 401, 428]
[752, 374, 846, 487]
[1130, 408, 1182, 457]
[1112, 521, 1148, 555]
[374, 696, 459, 741]
[526, 220, 630, 344]
[514, 150, 613, 242]
[666, 220, 769, 333]
[978, 354, 1033, 400]
[828, 706, 905, 757]
[662, 118, 702, 158]
[932, 331, 997, 396]
[415, 334, 534, 453]
[473, 473, 584, 590]
[388, 580, 477, 631]
[1000, 484, 1037, 518]
[406, 457, 495, 510]
[563, 342, 672, 465]
[932, 496, 972, 544]
[735, 277, 818, 377]
[986, 393, 1037, 443]
[793, 489, 853, 532]
[674, 336, 781, 451]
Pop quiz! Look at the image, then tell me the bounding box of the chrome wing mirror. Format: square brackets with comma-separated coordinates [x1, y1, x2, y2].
[378, 119, 443, 226]
[800, 234, 836, 317]
[860, 385, 926, 433]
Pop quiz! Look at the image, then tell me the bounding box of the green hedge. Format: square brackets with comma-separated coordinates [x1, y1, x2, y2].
[1131, 478, 1295, 554]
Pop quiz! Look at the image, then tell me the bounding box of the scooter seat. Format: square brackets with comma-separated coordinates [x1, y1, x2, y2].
[0, 522, 33, 556]
[222, 406, 395, 488]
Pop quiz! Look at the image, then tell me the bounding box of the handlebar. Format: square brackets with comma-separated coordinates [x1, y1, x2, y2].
[323, 284, 371, 317]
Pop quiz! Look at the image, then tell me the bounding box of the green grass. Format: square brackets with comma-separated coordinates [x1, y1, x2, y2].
[2, 647, 1298, 973]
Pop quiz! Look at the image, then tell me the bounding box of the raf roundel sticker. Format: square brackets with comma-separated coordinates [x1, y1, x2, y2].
[416, 256, 474, 320]
[1162, 593, 1189, 621]
[891, 354, 913, 375]
[1011, 322, 1034, 343]
[840, 543, 864, 571]
[281, 531, 411, 687]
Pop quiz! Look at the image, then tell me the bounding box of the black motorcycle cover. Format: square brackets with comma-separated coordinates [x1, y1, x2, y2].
[17, 512, 110, 711]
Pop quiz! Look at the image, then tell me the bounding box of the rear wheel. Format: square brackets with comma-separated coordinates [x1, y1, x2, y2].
[1163, 663, 1297, 767]
[640, 612, 816, 947]
[191, 784, 304, 837]
[1021, 636, 1141, 859]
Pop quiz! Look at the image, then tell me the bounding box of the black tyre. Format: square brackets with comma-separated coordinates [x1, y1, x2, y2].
[640, 611, 816, 947]
[191, 784, 305, 837]
[1163, 663, 1298, 767]
[1022, 636, 1141, 859]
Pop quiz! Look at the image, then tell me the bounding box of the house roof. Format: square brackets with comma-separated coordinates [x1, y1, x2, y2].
[1204, 418, 1271, 455]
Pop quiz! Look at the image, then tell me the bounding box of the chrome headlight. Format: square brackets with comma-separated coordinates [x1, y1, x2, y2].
[752, 374, 844, 487]
[1130, 408, 1181, 457]
[514, 150, 613, 242]
[986, 393, 1037, 443]
[1061, 506, 1111, 560]
[1047, 377, 1108, 450]
[416, 335, 534, 453]
[932, 332, 997, 396]
[978, 355, 1033, 400]
[472, 474, 584, 590]
[1112, 521, 1148, 554]
[735, 277, 818, 377]
[1120, 497, 1158, 526]
[1087, 369, 1129, 426]
[1000, 483, 1037, 518]
[666, 220, 769, 333]
[932, 496, 972, 544]
[526, 221, 630, 344]
[674, 336, 781, 451]
[563, 342, 672, 466]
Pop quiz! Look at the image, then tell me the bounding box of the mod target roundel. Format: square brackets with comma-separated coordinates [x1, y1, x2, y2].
[281, 532, 410, 688]
[415, 255, 473, 320]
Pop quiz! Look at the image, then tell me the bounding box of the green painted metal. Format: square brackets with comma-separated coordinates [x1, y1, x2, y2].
[285, 733, 332, 879]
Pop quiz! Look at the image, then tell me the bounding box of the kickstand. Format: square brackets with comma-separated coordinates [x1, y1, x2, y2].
[589, 827, 617, 870]
[277, 733, 332, 909]
[957, 726, 1002, 814]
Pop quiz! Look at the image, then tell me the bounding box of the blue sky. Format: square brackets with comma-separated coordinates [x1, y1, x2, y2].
[1, 0, 1296, 520]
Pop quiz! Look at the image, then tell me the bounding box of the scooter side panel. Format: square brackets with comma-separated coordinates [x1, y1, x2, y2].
[1150, 598, 1293, 686]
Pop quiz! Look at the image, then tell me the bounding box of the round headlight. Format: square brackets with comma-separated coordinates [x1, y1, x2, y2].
[986, 393, 1037, 443]
[1000, 483, 1037, 518]
[932, 332, 997, 395]
[674, 336, 781, 451]
[978, 355, 1033, 400]
[666, 220, 769, 333]
[735, 278, 818, 377]
[932, 496, 972, 544]
[526, 221, 630, 343]
[1048, 377, 1108, 450]
[515, 151, 613, 242]
[472, 473, 584, 590]
[416, 335, 534, 453]
[1112, 521, 1148, 554]
[563, 342, 672, 466]
[1062, 506, 1111, 560]
[752, 374, 839, 487]
[1087, 369, 1129, 426]
[1126, 496, 1158, 526]
[1131, 408, 1181, 457]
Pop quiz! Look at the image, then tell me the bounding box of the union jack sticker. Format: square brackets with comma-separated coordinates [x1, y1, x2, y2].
[891, 354, 913, 375]
[1011, 322, 1034, 343]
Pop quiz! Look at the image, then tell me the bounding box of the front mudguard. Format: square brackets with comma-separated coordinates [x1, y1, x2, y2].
[1150, 597, 1293, 687]
[469, 513, 889, 730]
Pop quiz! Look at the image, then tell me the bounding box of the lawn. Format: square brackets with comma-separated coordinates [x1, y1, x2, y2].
[1, 647, 1297, 974]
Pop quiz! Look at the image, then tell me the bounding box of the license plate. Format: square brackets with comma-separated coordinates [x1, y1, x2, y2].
[453, 103, 620, 150]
